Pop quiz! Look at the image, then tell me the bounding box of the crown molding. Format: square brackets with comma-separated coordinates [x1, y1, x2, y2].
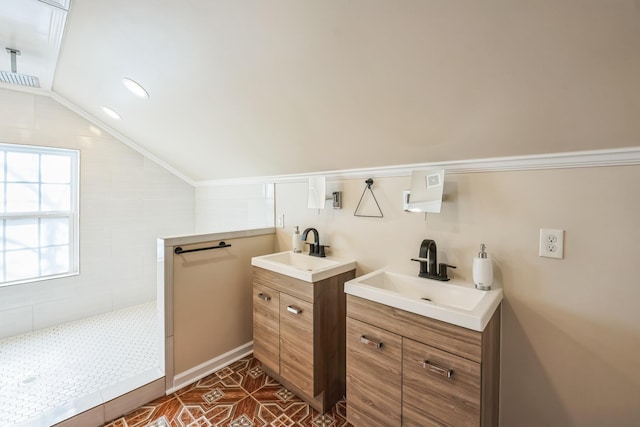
[0, 85, 196, 186]
[37, 0, 70, 11]
[48, 92, 196, 186]
[195, 147, 640, 187]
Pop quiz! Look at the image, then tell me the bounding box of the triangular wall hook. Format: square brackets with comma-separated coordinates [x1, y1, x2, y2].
[354, 178, 384, 218]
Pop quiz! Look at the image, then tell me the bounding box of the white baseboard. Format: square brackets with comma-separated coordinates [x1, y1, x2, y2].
[168, 341, 253, 394]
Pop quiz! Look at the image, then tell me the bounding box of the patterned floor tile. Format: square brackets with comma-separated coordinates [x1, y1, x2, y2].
[184, 402, 234, 426]
[115, 395, 195, 427]
[194, 395, 277, 426]
[178, 379, 249, 415]
[225, 357, 272, 394]
[103, 419, 127, 427]
[103, 356, 353, 427]
[185, 415, 213, 427]
[293, 400, 351, 427]
[147, 416, 171, 427]
[251, 383, 308, 420]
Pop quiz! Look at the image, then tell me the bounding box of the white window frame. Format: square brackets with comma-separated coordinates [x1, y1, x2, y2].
[0, 142, 80, 286]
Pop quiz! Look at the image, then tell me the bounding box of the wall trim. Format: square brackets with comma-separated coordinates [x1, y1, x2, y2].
[196, 147, 640, 186]
[168, 342, 253, 394]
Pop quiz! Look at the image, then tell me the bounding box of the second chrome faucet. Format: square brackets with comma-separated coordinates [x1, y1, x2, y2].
[411, 239, 456, 281]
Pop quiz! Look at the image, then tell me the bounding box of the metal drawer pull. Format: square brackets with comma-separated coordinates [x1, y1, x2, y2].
[422, 360, 453, 378]
[359, 335, 383, 349]
[257, 293, 271, 302]
[287, 305, 302, 314]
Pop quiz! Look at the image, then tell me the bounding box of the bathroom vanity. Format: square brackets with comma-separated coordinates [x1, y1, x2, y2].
[251, 251, 356, 413]
[344, 269, 502, 426]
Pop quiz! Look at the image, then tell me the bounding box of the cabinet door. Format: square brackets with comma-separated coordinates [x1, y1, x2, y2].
[280, 293, 315, 397]
[346, 317, 402, 427]
[403, 337, 481, 427]
[253, 282, 280, 374]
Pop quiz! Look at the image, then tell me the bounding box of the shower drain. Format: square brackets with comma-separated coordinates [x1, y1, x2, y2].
[19, 374, 39, 385]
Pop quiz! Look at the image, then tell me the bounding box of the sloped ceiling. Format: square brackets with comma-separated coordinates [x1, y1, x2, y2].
[9, 1, 640, 181]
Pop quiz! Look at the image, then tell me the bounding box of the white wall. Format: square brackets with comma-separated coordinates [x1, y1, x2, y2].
[195, 183, 274, 233]
[273, 166, 640, 426]
[0, 88, 195, 338]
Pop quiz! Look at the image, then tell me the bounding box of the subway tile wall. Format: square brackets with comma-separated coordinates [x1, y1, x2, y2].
[0, 88, 196, 338]
[195, 183, 274, 233]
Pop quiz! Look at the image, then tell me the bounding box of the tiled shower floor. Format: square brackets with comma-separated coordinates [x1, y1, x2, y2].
[0, 302, 161, 426]
[105, 355, 351, 427]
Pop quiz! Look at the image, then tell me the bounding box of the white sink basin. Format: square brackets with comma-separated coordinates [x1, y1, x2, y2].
[344, 269, 502, 331]
[251, 251, 356, 283]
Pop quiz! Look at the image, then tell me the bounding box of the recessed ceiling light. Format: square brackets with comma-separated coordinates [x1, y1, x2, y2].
[102, 106, 121, 120]
[122, 77, 149, 98]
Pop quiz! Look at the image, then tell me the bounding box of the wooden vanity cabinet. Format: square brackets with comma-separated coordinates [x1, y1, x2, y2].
[279, 293, 315, 397]
[252, 266, 356, 413]
[403, 337, 481, 426]
[346, 295, 501, 427]
[252, 281, 280, 374]
[346, 317, 402, 427]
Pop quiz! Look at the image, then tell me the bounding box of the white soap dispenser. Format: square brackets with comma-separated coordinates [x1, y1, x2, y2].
[292, 226, 303, 253]
[473, 243, 493, 290]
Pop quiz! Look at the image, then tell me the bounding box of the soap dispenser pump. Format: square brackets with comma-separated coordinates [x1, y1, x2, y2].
[473, 243, 493, 290]
[292, 226, 303, 253]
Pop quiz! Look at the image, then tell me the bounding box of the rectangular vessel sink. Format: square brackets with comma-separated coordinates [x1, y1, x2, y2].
[251, 251, 356, 283]
[344, 269, 503, 331]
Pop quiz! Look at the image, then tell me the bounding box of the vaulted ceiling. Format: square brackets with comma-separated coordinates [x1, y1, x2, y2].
[3, 0, 640, 182]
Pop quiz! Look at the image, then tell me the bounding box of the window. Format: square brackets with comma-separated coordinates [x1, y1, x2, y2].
[0, 143, 79, 286]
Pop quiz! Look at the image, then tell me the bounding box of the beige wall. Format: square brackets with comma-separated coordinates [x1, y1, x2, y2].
[55, 0, 640, 181]
[275, 165, 640, 426]
[171, 233, 275, 375]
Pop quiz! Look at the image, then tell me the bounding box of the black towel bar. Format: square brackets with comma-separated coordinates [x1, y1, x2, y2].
[174, 241, 231, 255]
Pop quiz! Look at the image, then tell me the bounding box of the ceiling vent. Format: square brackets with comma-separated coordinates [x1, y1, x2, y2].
[0, 48, 40, 88]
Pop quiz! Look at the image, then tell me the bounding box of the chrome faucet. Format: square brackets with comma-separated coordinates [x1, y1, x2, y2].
[301, 227, 329, 257]
[411, 239, 456, 281]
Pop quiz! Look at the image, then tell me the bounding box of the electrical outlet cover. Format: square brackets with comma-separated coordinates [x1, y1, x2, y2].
[539, 228, 564, 259]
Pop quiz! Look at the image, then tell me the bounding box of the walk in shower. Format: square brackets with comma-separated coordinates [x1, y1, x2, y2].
[0, 139, 187, 426]
[0, 70, 200, 424]
[0, 302, 162, 426]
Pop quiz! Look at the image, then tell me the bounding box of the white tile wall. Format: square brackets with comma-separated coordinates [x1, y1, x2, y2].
[0, 90, 35, 129]
[195, 183, 274, 233]
[0, 306, 32, 340]
[32, 288, 113, 331]
[0, 88, 196, 338]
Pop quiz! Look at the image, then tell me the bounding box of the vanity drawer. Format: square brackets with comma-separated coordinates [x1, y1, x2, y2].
[402, 337, 481, 427]
[347, 295, 482, 363]
[346, 317, 402, 427]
